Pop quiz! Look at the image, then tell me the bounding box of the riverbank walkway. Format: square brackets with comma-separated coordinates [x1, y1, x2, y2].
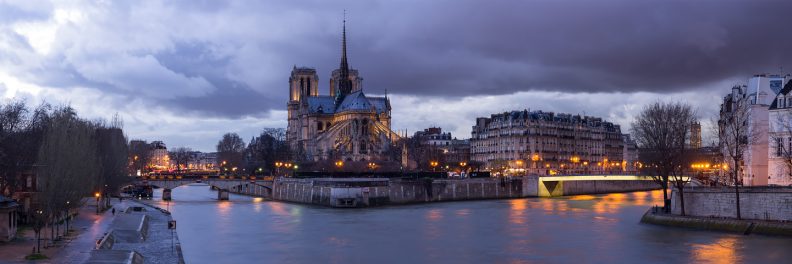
[87, 200, 184, 264]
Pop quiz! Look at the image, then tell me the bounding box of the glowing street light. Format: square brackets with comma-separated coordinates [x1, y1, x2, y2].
[94, 192, 101, 214]
[430, 161, 439, 172]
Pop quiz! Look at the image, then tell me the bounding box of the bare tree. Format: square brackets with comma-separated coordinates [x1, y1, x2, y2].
[35, 107, 98, 252]
[245, 128, 290, 174]
[95, 121, 130, 198]
[169, 147, 193, 172]
[632, 101, 697, 214]
[0, 101, 52, 197]
[128, 140, 151, 176]
[217, 133, 246, 174]
[717, 87, 761, 220]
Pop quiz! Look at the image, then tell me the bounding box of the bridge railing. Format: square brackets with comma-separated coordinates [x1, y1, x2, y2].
[138, 175, 275, 181]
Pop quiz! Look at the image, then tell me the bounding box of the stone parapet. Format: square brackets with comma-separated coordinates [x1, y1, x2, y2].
[672, 186, 792, 221]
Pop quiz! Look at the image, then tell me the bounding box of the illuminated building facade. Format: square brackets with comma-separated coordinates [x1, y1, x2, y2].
[470, 110, 624, 175]
[286, 21, 400, 162]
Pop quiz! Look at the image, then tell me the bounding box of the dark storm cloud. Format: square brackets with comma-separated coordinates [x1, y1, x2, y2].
[350, 0, 792, 96]
[4, 0, 792, 120]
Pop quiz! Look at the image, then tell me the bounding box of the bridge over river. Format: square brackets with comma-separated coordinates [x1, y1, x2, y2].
[137, 175, 273, 200]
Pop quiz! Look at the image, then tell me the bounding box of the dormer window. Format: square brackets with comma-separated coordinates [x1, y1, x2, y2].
[787, 96, 791, 108]
[779, 97, 785, 108]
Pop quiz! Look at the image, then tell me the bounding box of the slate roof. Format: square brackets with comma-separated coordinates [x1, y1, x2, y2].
[368, 97, 390, 114]
[0, 195, 18, 209]
[304, 92, 389, 114]
[336, 91, 375, 113]
[769, 80, 792, 110]
[306, 96, 336, 114]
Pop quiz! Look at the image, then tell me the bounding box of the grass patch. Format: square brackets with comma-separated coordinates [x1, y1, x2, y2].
[25, 253, 48, 260]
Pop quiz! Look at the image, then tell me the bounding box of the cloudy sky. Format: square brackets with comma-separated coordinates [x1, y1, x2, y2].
[2, 0, 791, 151]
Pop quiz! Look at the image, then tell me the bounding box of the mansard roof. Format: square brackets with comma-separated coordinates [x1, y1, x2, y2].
[486, 109, 616, 128]
[769, 80, 792, 110]
[306, 96, 336, 114]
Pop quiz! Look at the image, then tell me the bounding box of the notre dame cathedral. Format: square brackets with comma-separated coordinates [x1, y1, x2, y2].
[286, 21, 401, 162]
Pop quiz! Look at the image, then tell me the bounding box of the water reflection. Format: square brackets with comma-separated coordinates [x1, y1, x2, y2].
[426, 209, 443, 221]
[691, 237, 741, 264]
[160, 187, 791, 264]
[509, 199, 527, 224]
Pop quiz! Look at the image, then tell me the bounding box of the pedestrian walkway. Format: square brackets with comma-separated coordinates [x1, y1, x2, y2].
[49, 199, 121, 264]
[0, 199, 119, 263]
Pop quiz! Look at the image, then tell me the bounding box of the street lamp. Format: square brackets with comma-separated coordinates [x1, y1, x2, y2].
[515, 160, 524, 176]
[570, 156, 580, 174]
[94, 192, 101, 214]
[430, 161, 439, 172]
[275, 162, 283, 176]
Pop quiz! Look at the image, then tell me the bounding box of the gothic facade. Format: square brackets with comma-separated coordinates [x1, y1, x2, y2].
[286, 22, 400, 162]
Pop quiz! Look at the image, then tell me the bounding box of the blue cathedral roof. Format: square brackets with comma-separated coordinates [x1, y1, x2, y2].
[336, 91, 374, 112]
[368, 97, 389, 114]
[305, 92, 390, 114]
[306, 96, 336, 114]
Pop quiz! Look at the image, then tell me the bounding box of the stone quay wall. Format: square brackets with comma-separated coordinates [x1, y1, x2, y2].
[671, 186, 792, 221]
[266, 177, 524, 207]
[562, 180, 657, 196]
[230, 176, 659, 208]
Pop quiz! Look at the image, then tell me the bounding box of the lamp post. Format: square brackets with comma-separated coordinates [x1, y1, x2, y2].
[275, 162, 283, 177]
[570, 156, 580, 174]
[94, 192, 101, 214]
[335, 161, 344, 177]
[459, 161, 467, 177]
[430, 161, 438, 172]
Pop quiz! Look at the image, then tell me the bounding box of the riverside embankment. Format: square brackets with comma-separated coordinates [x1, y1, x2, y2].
[228, 175, 658, 207]
[89, 200, 184, 264]
[641, 186, 792, 236]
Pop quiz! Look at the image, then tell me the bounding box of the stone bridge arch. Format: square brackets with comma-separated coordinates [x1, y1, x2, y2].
[140, 179, 273, 200]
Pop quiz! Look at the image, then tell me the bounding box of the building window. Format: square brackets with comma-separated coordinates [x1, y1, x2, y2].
[777, 137, 784, 157]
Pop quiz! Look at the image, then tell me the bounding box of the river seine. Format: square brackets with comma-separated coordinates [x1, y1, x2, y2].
[153, 184, 792, 264]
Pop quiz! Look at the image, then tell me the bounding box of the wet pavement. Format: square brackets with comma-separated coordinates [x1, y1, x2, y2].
[50, 200, 119, 264]
[0, 199, 117, 263]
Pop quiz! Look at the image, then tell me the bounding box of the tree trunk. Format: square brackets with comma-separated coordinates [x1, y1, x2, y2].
[663, 176, 670, 213]
[735, 184, 741, 220]
[679, 187, 686, 216]
[36, 230, 40, 253]
[734, 167, 742, 219]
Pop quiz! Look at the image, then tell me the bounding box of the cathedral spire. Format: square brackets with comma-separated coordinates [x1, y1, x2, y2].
[336, 11, 354, 103]
[340, 12, 349, 78]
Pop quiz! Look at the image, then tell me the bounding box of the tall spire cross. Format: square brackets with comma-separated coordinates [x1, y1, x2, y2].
[337, 10, 353, 99]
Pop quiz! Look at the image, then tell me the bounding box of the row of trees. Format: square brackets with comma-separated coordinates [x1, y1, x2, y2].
[631, 99, 757, 219]
[215, 129, 291, 175]
[0, 100, 129, 252]
[214, 128, 483, 175]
